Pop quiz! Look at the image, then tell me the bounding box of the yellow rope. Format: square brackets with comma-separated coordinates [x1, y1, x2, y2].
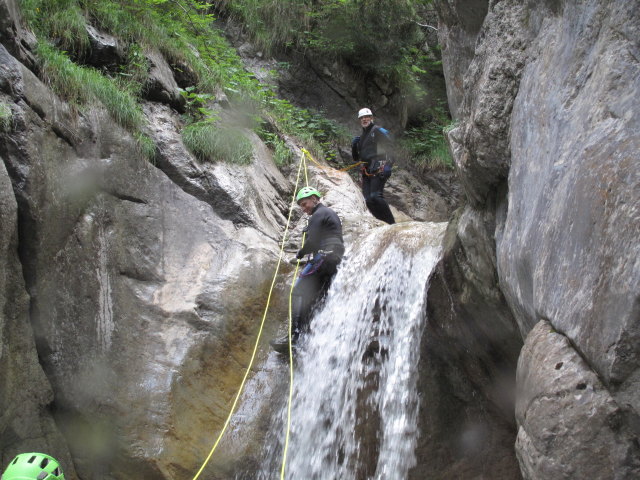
[301, 147, 364, 172]
[191, 150, 308, 480]
[338, 161, 365, 172]
[278, 149, 311, 479]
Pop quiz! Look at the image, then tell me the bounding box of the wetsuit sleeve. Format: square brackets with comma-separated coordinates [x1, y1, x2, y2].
[377, 127, 395, 167]
[298, 205, 343, 256]
[298, 213, 322, 256]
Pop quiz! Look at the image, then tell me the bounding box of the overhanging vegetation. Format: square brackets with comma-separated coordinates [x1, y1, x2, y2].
[18, 0, 450, 168]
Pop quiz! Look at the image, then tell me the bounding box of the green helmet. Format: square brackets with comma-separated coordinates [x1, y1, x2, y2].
[2, 453, 65, 480]
[296, 186, 321, 204]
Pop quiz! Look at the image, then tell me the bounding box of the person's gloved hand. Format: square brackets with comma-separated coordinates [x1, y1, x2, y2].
[381, 164, 392, 179]
[296, 249, 305, 260]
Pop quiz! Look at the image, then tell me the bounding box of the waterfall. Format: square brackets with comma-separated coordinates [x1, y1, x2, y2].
[260, 221, 447, 479]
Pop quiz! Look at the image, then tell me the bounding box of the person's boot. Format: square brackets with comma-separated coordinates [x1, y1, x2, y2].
[270, 327, 302, 355]
[269, 333, 292, 354]
[271, 294, 307, 354]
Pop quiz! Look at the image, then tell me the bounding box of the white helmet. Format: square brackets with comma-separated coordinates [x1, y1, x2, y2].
[358, 108, 373, 118]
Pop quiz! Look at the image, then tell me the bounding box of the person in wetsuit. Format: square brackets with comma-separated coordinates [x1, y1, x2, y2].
[270, 186, 344, 353]
[351, 107, 396, 224]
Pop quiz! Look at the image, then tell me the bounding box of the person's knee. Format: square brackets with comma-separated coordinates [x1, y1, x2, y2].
[368, 191, 386, 206]
[365, 196, 376, 209]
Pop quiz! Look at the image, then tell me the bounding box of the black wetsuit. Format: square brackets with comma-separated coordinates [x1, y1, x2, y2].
[292, 203, 344, 338]
[352, 123, 396, 224]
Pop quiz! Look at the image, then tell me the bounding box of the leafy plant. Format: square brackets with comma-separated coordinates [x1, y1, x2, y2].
[262, 92, 347, 161]
[256, 123, 294, 166]
[180, 86, 216, 119]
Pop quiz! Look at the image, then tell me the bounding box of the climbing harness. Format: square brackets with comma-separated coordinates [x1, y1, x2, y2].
[361, 164, 385, 177]
[191, 149, 311, 480]
[298, 252, 327, 277]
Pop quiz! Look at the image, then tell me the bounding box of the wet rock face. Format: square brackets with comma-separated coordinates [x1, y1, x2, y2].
[435, 0, 640, 478]
[497, 1, 640, 473]
[0, 23, 372, 477]
[0, 38, 296, 478]
[0, 159, 76, 477]
[497, 0, 640, 387]
[144, 103, 292, 236]
[415, 208, 523, 479]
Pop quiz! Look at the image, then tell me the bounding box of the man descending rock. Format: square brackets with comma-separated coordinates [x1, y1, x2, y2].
[270, 187, 344, 354]
[351, 107, 396, 224]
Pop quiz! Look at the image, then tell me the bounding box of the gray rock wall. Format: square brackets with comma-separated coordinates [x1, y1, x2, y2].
[413, 207, 523, 479]
[499, 1, 640, 476]
[0, 155, 76, 476]
[434, 0, 639, 478]
[0, 33, 298, 477]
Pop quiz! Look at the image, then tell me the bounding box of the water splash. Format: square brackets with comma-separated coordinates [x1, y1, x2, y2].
[261, 221, 447, 479]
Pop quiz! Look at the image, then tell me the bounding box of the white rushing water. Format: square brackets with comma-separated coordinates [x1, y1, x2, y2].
[260, 221, 447, 480]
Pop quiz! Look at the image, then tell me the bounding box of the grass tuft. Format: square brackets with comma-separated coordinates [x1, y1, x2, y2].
[0, 102, 12, 131]
[37, 43, 144, 130]
[135, 132, 157, 161]
[182, 121, 254, 165]
[22, 0, 90, 53]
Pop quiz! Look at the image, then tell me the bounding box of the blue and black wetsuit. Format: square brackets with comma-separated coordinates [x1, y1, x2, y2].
[352, 123, 396, 224]
[293, 203, 344, 338]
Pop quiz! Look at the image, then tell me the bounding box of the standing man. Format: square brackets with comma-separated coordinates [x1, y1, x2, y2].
[270, 186, 344, 354]
[351, 107, 396, 224]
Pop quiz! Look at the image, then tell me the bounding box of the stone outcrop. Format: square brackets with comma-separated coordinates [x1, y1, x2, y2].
[434, 0, 489, 119]
[144, 50, 186, 112]
[0, 0, 36, 69]
[516, 320, 639, 479]
[433, 0, 640, 478]
[84, 25, 125, 69]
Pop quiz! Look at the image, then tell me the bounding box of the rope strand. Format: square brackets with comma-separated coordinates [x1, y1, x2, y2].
[191, 150, 308, 480]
